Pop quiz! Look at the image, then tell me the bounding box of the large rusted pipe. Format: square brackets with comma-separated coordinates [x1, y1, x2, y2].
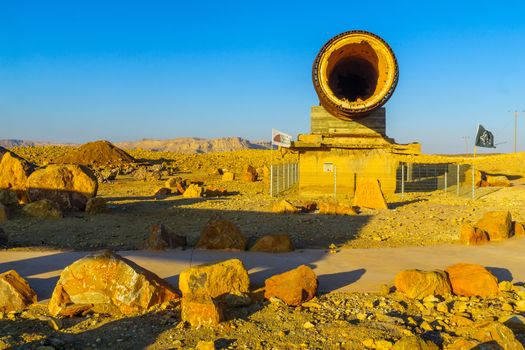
[312, 30, 398, 120]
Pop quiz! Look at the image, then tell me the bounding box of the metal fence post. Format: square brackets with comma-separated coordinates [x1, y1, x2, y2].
[276, 164, 280, 195]
[456, 164, 460, 196]
[270, 164, 273, 197]
[444, 166, 448, 192]
[471, 164, 475, 200]
[401, 163, 405, 199]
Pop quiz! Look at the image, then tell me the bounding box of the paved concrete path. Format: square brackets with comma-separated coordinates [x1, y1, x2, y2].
[1, 238, 525, 301]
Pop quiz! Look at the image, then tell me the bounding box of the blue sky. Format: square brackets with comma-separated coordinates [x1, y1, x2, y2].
[1, 1, 525, 154]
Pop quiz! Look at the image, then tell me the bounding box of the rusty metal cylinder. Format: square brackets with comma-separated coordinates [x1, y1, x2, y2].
[312, 30, 398, 120]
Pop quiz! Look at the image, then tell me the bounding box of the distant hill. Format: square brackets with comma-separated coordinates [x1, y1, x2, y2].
[115, 137, 270, 153]
[0, 139, 75, 148]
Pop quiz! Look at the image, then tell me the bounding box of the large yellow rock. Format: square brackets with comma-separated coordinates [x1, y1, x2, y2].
[471, 322, 524, 350]
[22, 199, 63, 219]
[48, 251, 178, 317]
[514, 222, 525, 237]
[475, 211, 512, 241]
[271, 200, 299, 214]
[196, 218, 247, 250]
[459, 224, 489, 245]
[445, 263, 499, 297]
[486, 175, 511, 187]
[392, 336, 438, 350]
[0, 270, 37, 312]
[182, 184, 204, 198]
[0, 152, 35, 201]
[394, 269, 451, 299]
[317, 202, 357, 215]
[352, 177, 388, 209]
[264, 265, 318, 306]
[26, 164, 98, 211]
[250, 234, 294, 253]
[181, 293, 222, 327]
[179, 259, 249, 300]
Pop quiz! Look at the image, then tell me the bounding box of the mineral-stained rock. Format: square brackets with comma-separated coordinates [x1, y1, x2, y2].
[391, 336, 438, 350]
[445, 263, 499, 297]
[317, 202, 357, 215]
[179, 259, 250, 300]
[250, 234, 294, 253]
[514, 222, 525, 237]
[85, 197, 108, 214]
[182, 184, 204, 198]
[471, 322, 524, 350]
[242, 165, 257, 182]
[0, 203, 8, 223]
[271, 200, 300, 214]
[264, 265, 318, 306]
[196, 218, 247, 250]
[222, 172, 235, 181]
[486, 175, 511, 187]
[474, 211, 512, 241]
[0, 189, 19, 206]
[181, 293, 222, 327]
[0, 152, 35, 201]
[352, 177, 388, 210]
[0, 270, 37, 312]
[459, 224, 489, 245]
[48, 251, 179, 317]
[26, 164, 98, 211]
[23, 199, 63, 219]
[394, 269, 451, 299]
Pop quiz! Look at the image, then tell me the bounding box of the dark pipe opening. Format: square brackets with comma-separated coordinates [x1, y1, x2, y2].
[328, 57, 378, 102]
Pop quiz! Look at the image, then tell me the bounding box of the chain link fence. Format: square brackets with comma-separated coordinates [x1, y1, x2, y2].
[269, 163, 299, 196]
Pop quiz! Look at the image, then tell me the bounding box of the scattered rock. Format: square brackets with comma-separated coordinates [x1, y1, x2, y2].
[222, 172, 235, 181]
[474, 211, 512, 241]
[179, 259, 250, 301]
[0, 270, 37, 312]
[513, 222, 525, 236]
[394, 269, 451, 299]
[242, 165, 257, 182]
[471, 322, 524, 350]
[271, 200, 300, 214]
[445, 263, 499, 297]
[153, 187, 171, 196]
[391, 336, 438, 350]
[459, 223, 489, 245]
[54, 140, 136, 166]
[317, 202, 357, 215]
[23, 199, 63, 219]
[250, 234, 294, 253]
[85, 197, 108, 214]
[264, 265, 318, 306]
[486, 175, 511, 187]
[302, 201, 317, 213]
[352, 177, 388, 210]
[26, 164, 98, 211]
[182, 184, 204, 198]
[205, 186, 227, 197]
[195, 340, 217, 350]
[142, 224, 168, 250]
[0, 203, 8, 223]
[48, 251, 179, 316]
[181, 293, 222, 327]
[0, 152, 35, 201]
[164, 177, 181, 189]
[0, 189, 19, 206]
[196, 218, 247, 250]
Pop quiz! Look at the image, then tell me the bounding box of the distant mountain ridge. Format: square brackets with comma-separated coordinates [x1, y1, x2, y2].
[0, 137, 271, 153]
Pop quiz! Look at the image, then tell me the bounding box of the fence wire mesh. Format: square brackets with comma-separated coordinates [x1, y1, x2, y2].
[269, 162, 299, 196]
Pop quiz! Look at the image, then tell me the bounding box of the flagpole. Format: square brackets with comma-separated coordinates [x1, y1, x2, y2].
[270, 130, 273, 197]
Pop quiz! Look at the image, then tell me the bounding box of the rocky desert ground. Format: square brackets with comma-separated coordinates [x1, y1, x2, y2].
[1, 142, 525, 349]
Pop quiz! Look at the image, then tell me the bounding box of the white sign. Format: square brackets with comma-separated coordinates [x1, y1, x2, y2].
[271, 129, 292, 148]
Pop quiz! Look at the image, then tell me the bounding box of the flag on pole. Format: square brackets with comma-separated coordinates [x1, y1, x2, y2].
[475, 124, 495, 148]
[271, 129, 292, 148]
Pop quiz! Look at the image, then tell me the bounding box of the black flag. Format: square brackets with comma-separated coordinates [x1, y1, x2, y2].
[475, 124, 495, 148]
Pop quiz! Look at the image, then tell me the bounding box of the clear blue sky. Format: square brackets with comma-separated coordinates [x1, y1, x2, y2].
[1, 1, 525, 154]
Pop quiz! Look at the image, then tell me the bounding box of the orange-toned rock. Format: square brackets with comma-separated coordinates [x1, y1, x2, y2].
[486, 175, 511, 187]
[222, 172, 235, 181]
[264, 265, 318, 306]
[0, 270, 37, 312]
[0, 152, 35, 202]
[242, 165, 257, 182]
[352, 177, 388, 209]
[85, 197, 107, 214]
[317, 202, 357, 215]
[471, 322, 524, 350]
[205, 186, 227, 197]
[475, 211, 512, 241]
[179, 259, 250, 300]
[142, 224, 168, 250]
[48, 251, 178, 317]
[394, 269, 451, 299]
[182, 184, 203, 198]
[250, 234, 294, 253]
[445, 263, 499, 297]
[514, 222, 525, 237]
[164, 177, 181, 188]
[196, 218, 247, 250]
[26, 164, 98, 211]
[272, 200, 300, 214]
[181, 293, 222, 327]
[459, 224, 489, 245]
